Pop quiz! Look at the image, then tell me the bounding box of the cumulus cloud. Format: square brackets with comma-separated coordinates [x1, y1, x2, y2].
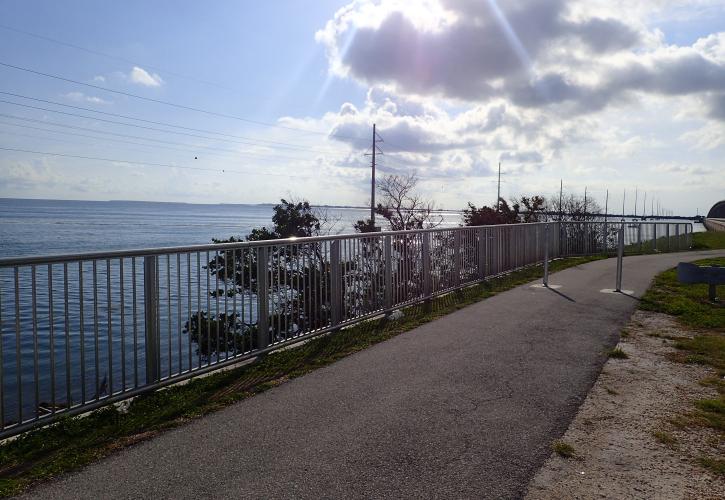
[129, 66, 164, 87]
[317, 0, 725, 120]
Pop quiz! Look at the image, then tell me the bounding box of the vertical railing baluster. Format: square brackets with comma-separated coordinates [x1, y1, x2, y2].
[330, 241, 341, 326]
[78, 263, 85, 404]
[177, 253, 182, 370]
[143, 256, 159, 385]
[31, 266, 39, 417]
[119, 258, 125, 392]
[0, 273, 4, 428]
[132, 257, 138, 388]
[14, 267, 22, 424]
[256, 246, 269, 348]
[383, 235, 392, 310]
[106, 259, 112, 397]
[92, 261, 99, 399]
[422, 232, 431, 301]
[63, 264, 70, 408]
[453, 230, 461, 288]
[48, 264, 55, 412]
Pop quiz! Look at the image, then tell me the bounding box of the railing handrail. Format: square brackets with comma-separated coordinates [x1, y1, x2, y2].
[0, 220, 693, 268]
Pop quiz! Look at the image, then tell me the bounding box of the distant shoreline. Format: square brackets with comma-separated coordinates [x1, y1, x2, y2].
[0, 197, 462, 213]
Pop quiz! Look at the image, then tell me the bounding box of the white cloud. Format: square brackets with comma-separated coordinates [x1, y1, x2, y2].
[64, 91, 111, 105]
[93, 75, 106, 83]
[129, 66, 164, 87]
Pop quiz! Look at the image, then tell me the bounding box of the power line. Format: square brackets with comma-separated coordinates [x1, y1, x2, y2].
[0, 23, 243, 95]
[0, 123, 343, 164]
[0, 60, 370, 143]
[0, 98, 350, 154]
[0, 91, 354, 153]
[0, 146, 330, 178]
[0, 113, 358, 164]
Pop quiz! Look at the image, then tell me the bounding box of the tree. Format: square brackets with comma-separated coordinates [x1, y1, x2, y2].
[355, 173, 442, 232]
[185, 199, 331, 359]
[547, 194, 601, 222]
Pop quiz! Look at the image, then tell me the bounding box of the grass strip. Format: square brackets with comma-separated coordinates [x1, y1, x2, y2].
[0, 255, 605, 497]
[638, 256, 724, 476]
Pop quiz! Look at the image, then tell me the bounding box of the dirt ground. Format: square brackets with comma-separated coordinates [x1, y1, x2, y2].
[525, 310, 724, 500]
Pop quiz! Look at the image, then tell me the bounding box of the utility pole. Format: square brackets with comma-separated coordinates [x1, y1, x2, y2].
[364, 123, 383, 230]
[583, 186, 588, 217]
[604, 189, 609, 223]
[643, 192, 647, 220]
[558, 179, 563, 221]
[634, 187, 638, 218]
[622, 189, 626, 217]
[496, 161, 501, 212]
[371, 123, 376, 225]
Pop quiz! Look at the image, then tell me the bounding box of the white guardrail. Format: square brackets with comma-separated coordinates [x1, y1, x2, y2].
[0, 220, 692, 438]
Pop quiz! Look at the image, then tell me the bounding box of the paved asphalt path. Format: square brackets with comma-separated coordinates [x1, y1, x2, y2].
[22, 250, 725, 500]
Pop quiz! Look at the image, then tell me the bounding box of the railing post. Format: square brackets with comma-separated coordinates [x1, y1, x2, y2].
[255, 246, 269, 348]
[666, 224, 670, 252]
[653, 223, 658, 252]
[675, 224, 680, 251]
[616, 222, 624, 292]
[143, 255, 160, 384]
[383, 235, 393, 311]
[543, 223, 550, 287]
[603, 221, 608, 253]
[453, 230, 461, 287]
[422, 232, 432, 299]
[330, 241, 342, 325]
[477, 227, 486, 280]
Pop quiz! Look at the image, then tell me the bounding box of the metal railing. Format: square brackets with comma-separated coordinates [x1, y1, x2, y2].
[0, 221, 692, 438]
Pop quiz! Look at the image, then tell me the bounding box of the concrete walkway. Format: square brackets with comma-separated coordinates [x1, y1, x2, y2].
[23, 250, 725, 500]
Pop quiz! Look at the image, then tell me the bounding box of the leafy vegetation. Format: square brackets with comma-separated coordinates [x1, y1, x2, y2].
[0, 255, 604, 497]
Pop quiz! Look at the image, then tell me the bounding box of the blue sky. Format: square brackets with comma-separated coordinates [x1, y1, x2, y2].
[1, 0, 724, 215]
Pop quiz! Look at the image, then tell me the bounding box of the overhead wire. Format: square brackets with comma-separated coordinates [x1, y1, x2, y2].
[0, 23, 246, 95]
[0, 98, 353, 155]
[0, 113, 363, 164]
[0, 146, 335, 178]
[0, 91, 356, 154]
[0, 60, 371, 144]
[0, 122, 353, 165]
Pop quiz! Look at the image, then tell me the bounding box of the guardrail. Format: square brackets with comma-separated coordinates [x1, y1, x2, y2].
[0, 220, 692, 438]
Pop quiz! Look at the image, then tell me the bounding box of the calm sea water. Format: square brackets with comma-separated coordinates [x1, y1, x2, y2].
[0, 198, 463, 258]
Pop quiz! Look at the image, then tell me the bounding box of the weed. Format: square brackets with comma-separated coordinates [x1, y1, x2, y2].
[552, 440, 576, 458]
[607, 347, 629, 359]
[697, 456, 725, 476]
[652, 430, 677, 447]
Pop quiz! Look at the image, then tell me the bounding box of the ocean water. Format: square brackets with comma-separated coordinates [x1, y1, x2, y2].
[0, 198, 463, 258]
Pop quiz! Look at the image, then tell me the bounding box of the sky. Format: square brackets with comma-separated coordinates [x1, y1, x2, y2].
[0, 0, 724, 215]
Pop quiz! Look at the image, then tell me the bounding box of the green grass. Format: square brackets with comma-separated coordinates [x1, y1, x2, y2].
[552, 440, 576, 458]
[652, 430, 678, 448]
[0, 255, 604, 497]
[698, 456, 725, 476]
[640, 257, 725, 330]
[692, 231, 725, 250]
[640, 257, 725, 476]
[607, 347, 629, 359]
